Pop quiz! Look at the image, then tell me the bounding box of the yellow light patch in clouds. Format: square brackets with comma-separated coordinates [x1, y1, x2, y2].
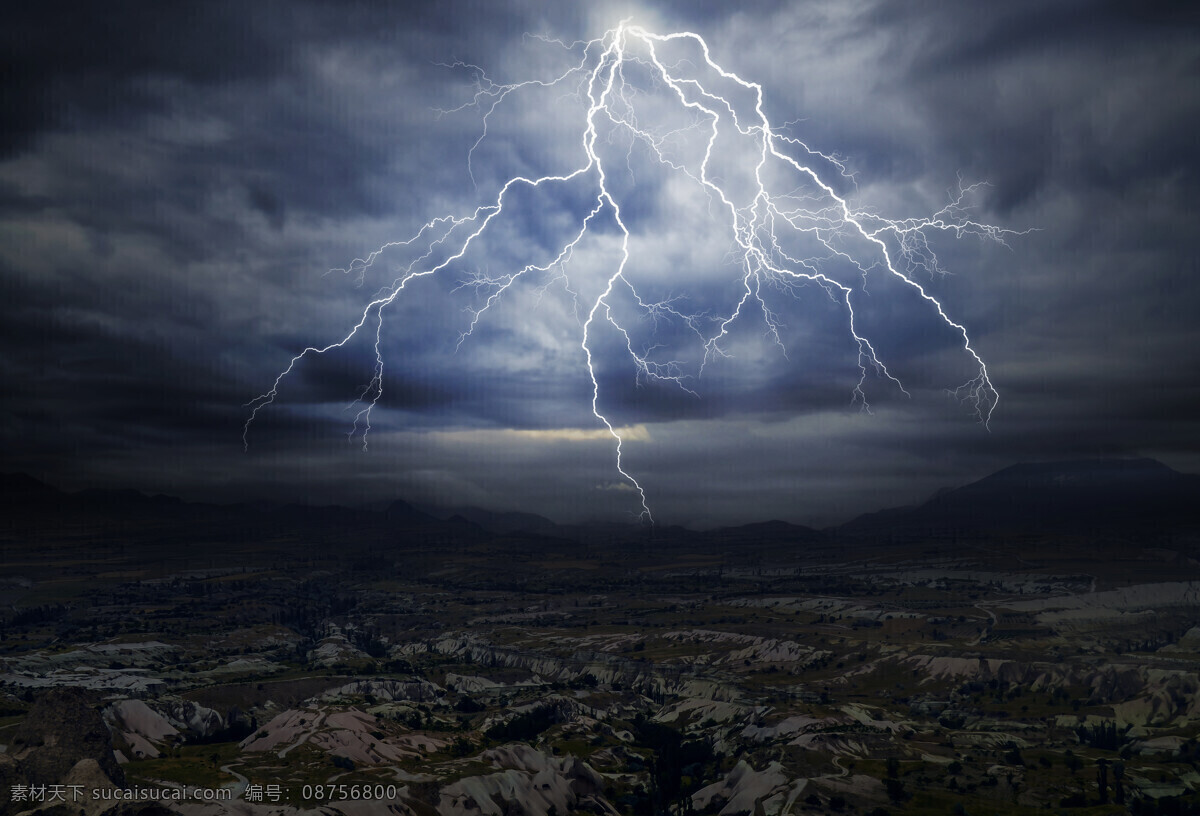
[428, 424, 651, 445]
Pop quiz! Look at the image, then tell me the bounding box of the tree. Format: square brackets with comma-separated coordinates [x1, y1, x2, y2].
[1097, 757, 1109, 805]
[884, 778, 908, 803]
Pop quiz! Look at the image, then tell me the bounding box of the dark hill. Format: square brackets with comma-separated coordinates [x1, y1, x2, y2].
[840, 458, 1200, 541]
[3, 459, 1197, 554]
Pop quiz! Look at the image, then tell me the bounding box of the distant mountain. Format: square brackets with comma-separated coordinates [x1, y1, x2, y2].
[0, 473, 63, 516]
[840, 458, 1200, 541]
[1, 474, 200, 517]
[0, 472, 58, 497]
[382, 499, 436, 526]
[701, 519, 827, 546]
[0, 473, 445, 544]
[4, 458, 1197, 550]
[415, 504, 558, 535]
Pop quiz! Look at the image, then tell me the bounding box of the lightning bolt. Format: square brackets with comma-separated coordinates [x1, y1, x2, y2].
[244, 22, 1028, 524]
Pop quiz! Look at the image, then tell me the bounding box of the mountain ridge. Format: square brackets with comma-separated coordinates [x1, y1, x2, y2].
[2, 457, 1197, 542]
[840, 457, 1199, 540]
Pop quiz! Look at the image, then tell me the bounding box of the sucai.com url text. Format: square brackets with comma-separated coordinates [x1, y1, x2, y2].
[9, 784, 233, 804]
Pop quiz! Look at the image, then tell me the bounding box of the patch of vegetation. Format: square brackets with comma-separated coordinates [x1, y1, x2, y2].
[485, 705, 560, 743]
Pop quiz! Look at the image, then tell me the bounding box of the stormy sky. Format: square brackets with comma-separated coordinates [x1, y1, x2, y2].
[2, 1, 1198, 528]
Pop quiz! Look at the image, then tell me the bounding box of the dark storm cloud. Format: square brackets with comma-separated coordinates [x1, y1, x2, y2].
[0, 1, 551, 144]
[897, 1, 1200, 73]
[2, 1, 1198, 525]
[1, 2, 287, 156]
[865, 1, 1200, 209]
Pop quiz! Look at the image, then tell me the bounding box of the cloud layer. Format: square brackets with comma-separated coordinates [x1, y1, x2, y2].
[2, 1, 1198, 526]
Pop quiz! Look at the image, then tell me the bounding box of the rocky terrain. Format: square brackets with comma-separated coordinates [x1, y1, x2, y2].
[2, 461, 1199, 815]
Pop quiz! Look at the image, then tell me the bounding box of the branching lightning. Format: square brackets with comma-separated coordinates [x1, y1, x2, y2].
[244, 22, 1028, 524]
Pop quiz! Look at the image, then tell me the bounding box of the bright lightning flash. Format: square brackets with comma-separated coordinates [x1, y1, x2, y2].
[244, 23, 1027, 524]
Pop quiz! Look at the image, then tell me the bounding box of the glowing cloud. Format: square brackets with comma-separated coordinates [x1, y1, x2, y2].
[245, 22, 1025, 523]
